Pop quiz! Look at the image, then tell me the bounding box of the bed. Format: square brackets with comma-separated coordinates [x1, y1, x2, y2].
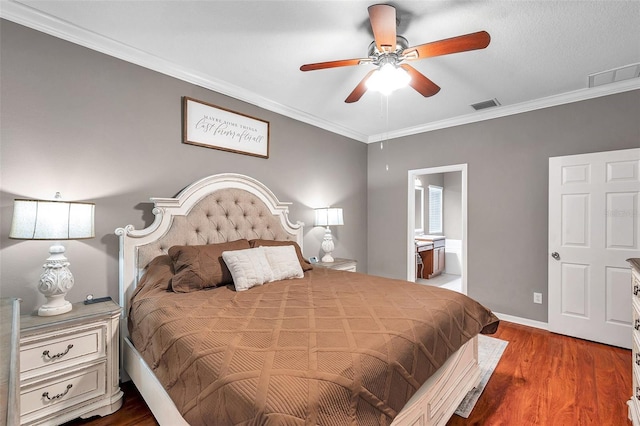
[116, 173, 498, 425]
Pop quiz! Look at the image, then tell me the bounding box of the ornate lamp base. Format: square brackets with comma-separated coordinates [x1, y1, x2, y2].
[37, 243, 74, 316]
[38, 295, 72, 316]
[321, 227, 335, 263]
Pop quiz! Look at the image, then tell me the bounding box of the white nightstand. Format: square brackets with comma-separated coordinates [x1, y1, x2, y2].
[314, 258, 357, 272]
[19, 300, 123, 425]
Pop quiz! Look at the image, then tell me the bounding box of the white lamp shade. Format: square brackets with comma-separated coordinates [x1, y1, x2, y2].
[315, 207, 344, 227]
[10, 199, 95, 240]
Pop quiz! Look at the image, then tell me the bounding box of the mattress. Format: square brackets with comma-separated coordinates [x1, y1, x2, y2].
[129, 258, 498, 425]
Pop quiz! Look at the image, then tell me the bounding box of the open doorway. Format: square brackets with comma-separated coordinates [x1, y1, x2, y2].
[407, 164, 468, 294]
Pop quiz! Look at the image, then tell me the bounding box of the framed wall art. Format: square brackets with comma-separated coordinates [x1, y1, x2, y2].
[182, 97, 270, 158]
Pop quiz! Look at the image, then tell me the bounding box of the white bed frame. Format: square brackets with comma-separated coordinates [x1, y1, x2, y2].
[116, 173, 481, 426]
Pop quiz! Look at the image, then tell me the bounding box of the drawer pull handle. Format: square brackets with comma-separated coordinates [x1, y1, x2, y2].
[42, 384, 72, 401]
[43, 344, 73, 360]
[636, 353, 640, 366]
[635, 319, 640, 331]
[635, 285, 640, 296]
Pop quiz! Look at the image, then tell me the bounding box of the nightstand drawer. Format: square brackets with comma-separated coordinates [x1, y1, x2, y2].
[634, 333, 640, 377]
[634, 363, 640, 409]
[334, 264, 357, 272]
[20, 361, 106, 425]
[315, 258, 357, 272]
[21, 324, 105, 381]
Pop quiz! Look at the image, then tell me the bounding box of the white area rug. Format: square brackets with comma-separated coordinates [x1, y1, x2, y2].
[454, 334, 508, 418]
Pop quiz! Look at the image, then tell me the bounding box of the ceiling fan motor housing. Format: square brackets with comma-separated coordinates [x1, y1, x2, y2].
[367, 35, 410, 66]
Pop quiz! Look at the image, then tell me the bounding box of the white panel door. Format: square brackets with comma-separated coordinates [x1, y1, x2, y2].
[549, 148, 639, 348]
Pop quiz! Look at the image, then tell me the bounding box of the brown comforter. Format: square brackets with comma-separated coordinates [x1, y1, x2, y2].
[129, 256, 499, 425]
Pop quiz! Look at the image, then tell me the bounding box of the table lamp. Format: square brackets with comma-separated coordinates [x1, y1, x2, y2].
[314, 207, 344, 263]
[9, 193, 95, 316]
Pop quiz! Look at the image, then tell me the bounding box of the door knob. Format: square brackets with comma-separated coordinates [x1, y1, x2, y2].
[551, 252, 560, 260]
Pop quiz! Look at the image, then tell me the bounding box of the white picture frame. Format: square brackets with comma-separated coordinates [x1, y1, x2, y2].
[182, 97, 270, 158]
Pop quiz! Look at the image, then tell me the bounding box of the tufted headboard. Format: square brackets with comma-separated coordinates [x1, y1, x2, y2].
[115, 173, 303, 319]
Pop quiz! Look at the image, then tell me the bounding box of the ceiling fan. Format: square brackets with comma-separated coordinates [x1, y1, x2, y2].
[300, 4, 491, 103]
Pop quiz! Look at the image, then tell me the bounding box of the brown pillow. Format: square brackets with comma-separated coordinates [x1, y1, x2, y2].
[249, 239, 313, 271]
[169, 239, 251, 292]
[137, 255, 175, 292]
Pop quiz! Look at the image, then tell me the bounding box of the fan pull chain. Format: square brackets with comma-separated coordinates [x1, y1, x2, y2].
[379, 94, 385, 151]
[384, 95, 390, 171]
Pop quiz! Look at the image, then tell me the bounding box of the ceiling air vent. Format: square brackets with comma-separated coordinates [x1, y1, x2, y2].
[471, 98, 501, 111]
[589, 63, 640, 88]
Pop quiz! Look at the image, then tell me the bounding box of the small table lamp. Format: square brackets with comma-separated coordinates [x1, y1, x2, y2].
[9, 193, 95, 316]
[314, 207, 344, 263]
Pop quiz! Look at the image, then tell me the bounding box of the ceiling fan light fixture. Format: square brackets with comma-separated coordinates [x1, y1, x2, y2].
[301, 5, 489, 103]
[366, 63, 411, 96]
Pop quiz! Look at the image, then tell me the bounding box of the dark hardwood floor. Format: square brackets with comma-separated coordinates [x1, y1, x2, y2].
[67, 321, 631, 425]
[446, 322, 631, 426]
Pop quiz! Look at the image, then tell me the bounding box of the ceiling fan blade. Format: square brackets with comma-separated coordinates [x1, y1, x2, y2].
[300, 58, 370, 71]
[368, 4, 397, 53]
[400, 64, 441, 97]
[345, 69, 376, 103]
[403, 31, 490, 60]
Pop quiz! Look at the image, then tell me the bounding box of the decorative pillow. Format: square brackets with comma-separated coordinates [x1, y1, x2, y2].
[263, 245, 304, 281]
[222, 247, 274, 292]
[249, 239, 313, 271]
[136, 255, 175, 295]
[169, 239, 250, 293]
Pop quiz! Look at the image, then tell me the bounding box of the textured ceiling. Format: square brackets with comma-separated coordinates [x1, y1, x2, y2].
[2, 0, 639, 142]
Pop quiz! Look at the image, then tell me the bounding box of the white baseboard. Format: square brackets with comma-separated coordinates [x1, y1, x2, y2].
[493, 312, 549, 331]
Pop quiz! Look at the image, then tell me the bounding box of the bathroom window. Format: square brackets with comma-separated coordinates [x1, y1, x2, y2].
[428, 185, 443, 234]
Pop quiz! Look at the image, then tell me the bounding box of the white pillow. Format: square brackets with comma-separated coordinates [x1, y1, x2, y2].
[222, 247, 274, 292]
[263, 245, 304, 281]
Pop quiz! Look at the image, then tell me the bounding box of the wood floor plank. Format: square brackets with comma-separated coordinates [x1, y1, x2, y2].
[574, 338, 599, 425]
[65, 321, 631, 426]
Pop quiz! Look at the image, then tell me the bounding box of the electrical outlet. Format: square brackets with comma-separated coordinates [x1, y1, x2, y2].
[533, 292, 543, 304]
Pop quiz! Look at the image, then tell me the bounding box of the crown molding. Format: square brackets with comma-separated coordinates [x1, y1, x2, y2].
[367, 78, 640, 143]
[2, 1, 638, 145]
[0, 1, 369, 143]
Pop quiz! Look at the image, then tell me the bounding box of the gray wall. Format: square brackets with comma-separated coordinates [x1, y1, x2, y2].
[443, 172, 462, 240]
[368, 90, 640, 322]
[0, 20, 368, 314]
[2, 20, 638, 324]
